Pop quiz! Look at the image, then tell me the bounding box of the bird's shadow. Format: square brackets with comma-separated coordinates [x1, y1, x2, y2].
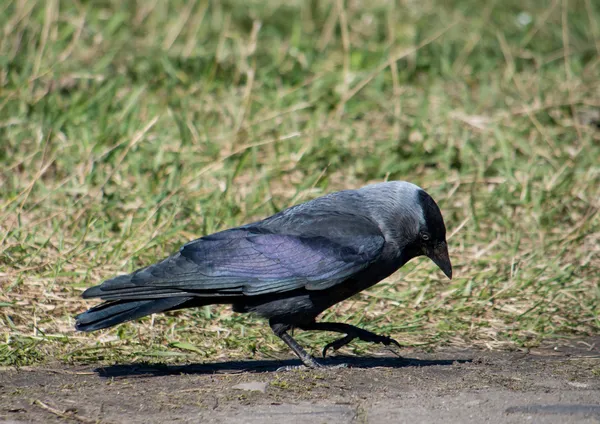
[95, 355, 472, 379]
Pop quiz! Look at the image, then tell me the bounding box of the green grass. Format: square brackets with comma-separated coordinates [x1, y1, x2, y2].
[1, 0, 599, 366]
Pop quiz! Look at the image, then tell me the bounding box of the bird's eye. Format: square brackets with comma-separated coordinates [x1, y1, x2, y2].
[420, 232, 430, 241]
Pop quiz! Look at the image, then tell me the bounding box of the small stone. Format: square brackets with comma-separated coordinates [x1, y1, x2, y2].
[567, 381, 588, 388]
[232, 381, 268, 393]
[408, 130, 424, 143]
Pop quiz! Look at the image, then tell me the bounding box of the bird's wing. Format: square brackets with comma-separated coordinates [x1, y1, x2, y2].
[85, 213, 385, 299]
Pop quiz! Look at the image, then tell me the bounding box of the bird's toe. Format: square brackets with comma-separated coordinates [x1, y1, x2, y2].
[322, 334, 356, 357]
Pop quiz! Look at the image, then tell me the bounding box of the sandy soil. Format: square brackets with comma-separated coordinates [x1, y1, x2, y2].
[1, 338, 599, 424]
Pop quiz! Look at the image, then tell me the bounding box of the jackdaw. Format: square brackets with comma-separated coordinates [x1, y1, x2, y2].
[76, 181, 452, 368]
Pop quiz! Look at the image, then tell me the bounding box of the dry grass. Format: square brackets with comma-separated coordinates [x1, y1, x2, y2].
[0, 0, 599, 366]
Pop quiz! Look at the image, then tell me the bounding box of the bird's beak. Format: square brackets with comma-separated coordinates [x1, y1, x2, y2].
[428, 241, 452, 280]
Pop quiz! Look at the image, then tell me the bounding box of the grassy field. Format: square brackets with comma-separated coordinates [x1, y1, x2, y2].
[0, 0, 598, 367]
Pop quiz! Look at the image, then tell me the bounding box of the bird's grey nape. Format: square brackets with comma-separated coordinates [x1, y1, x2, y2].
[358, 181, 425, 247]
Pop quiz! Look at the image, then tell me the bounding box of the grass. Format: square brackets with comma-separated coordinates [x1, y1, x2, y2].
[0, 0, 598, 367]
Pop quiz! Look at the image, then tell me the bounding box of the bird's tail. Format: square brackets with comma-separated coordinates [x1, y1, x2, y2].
[75, 296, 194, 332]
[75, 272, 202, 332]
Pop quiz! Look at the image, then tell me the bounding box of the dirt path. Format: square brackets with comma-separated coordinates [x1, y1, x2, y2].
[1, 338, 599, 424]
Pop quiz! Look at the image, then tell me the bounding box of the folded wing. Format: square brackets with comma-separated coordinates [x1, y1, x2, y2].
[83, 213, 385, 300]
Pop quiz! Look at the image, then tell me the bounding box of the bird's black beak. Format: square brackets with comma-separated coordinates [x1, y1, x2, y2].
[428, 241, 452, 279]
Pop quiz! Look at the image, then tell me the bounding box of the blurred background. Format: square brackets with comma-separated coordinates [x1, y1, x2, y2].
[0, 0, 598, 365]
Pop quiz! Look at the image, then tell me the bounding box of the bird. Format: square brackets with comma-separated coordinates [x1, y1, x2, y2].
[76, 181, 452, 368]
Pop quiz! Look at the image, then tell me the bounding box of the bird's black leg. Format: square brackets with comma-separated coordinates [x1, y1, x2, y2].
[270, 320, 323, 369]
[299, 322, 402, 358]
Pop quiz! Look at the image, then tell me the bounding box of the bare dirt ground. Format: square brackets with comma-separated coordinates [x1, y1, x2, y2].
[1, 338, 599, 424]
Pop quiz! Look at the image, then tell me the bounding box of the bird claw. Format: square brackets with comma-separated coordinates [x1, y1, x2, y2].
[322, 334, 355, 357]
[380, 335, 402, 349]
[322, 343, 335, 358]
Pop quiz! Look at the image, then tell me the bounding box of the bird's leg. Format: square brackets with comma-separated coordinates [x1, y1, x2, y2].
[299, 322, 402, 358]
[270, 320, 323, 369]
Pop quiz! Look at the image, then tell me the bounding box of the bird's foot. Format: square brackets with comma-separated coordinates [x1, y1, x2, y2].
[322, 328, 402, 358]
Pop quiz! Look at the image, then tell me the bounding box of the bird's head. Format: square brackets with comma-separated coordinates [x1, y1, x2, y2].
[412, 188, 452, 279]
[361, 181, 452, 280]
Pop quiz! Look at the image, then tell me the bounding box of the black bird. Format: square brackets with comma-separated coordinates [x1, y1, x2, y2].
[76, 181, 452, 368]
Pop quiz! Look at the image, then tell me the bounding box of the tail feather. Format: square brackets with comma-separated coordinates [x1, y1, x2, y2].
[83, 288, 193, 301]
[75, 297, 193, 332]
[80, 271, 240, 302]
[81, 272, 197, 301]
[81, 274, 135, 299]
[76, 267, 232, 332]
